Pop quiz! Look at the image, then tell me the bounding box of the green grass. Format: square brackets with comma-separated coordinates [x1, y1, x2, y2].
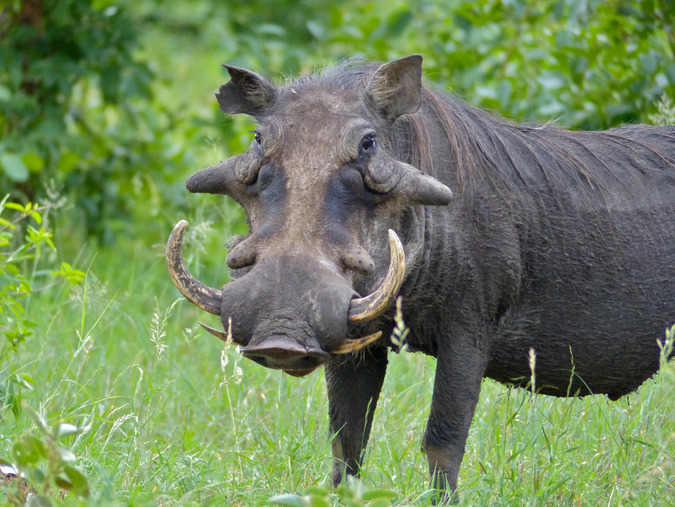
[1, 225, 674, 506]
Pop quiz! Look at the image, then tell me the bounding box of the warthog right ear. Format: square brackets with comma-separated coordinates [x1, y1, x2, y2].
[217, 65, 278, 118]
[366, 55, 423, 122]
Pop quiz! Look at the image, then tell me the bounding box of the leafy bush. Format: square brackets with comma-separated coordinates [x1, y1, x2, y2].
[2, 0, 672, 245]
[127, 0, 675, 130]
[0, 0, 195, 242]
[0, 196, 84, 416]
[0, 402, 89, 506]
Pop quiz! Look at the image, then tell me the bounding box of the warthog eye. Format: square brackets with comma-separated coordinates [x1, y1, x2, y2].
[360, 133, 377, 155]
[254, 131, 262, 145]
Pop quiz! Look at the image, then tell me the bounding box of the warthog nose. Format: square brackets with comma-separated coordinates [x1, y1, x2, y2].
[240, 337, 329, 376]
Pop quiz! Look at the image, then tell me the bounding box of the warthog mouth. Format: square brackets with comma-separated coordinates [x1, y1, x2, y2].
[240, 337, 329, 376]
[165, 220, 405, 360]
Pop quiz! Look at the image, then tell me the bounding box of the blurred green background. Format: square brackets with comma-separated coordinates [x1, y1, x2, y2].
[1, 0, 673, 245]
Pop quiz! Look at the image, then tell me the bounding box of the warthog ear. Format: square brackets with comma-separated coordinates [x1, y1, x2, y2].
[217, 65, 278, 118]
[366, 55, 423, 122]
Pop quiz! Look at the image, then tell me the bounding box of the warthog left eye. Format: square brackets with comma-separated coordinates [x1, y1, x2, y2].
[254, 131, 262, 145]
[360, 133, 377, 155]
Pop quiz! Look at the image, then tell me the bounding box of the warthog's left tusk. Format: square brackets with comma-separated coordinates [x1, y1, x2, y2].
[166, 220, 223, 315]
[199, 322, 240, 344]
[332, 331, 383, 354]
[348, 229, 405, 323]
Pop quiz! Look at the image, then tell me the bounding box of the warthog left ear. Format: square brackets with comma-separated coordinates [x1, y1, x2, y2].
[366, 55, 423, 122]
[186, 152, 261, 206]
[217, 65, 278, 118]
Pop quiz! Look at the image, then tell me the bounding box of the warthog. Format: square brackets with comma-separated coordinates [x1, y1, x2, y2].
[167, 55, 675, 500]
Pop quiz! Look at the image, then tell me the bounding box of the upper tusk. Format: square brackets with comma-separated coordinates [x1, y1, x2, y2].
[166, 220, 223, 315]
[348, 230, 405, 323]
[332, 331, 383, 354]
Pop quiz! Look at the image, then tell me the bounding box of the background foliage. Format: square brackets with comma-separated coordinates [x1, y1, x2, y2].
[0, 0, 674, 505]
[2, 0, 674, 243]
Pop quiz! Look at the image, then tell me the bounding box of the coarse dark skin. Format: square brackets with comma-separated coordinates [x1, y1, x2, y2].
[167, 55, 675, 502]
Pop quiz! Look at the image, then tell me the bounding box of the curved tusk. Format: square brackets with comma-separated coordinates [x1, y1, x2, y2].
[332, 331, 382, 354]
[348, 229, 405, 323]
[166, 220, 223, 315]
[199, 322, 237, 344]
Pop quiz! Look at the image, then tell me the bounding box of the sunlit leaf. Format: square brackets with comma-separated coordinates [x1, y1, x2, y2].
[56, 423, 80, 439]
[268, 493, 307, 506]
[0, 153, 28, 182]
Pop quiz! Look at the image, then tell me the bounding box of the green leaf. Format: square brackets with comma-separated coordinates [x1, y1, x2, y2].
[21, 152, 45, 172]
[30, 466, 46, 485]
[4, 202, 26, 213]
[307, 494, 331, 507]
[303, 486, 329, 496]
[21, 401, 50, 435]
[361, 489, 397, 501]
[55, 475, 74, 490]
[0, 85, 11, 102]
[639, 52, 657, 75]
[64, 465, 90, 498]
[56, 151, 80, 175]
[366, 499, 393, 507]
[306, 20, 325, 40]
[57, 445, 76, 462]
[387, 9, 413, 35]
[0, 152, 29, 182]
[25, 493, 53, 507]
[665, 62, 675, 86]
[56, 423, 80, 439]
[336, 484, 355, 499]
[51, 262, 85, 285]
[256, 24, 286, 37]
[16, 374, 36, 389]
[12, 434, 47, 465]
[268, 493, 307, 506]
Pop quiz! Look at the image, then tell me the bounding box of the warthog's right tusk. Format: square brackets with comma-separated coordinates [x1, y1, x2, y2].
[166, 220, 223, 315]
[332, 331, 383, 354]
[348, 229, 405, 323]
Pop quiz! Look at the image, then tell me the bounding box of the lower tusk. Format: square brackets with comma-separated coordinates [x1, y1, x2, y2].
[348, 229, 405, 323]
[332, 331, 382, 354]
[199, 322, 235, 344]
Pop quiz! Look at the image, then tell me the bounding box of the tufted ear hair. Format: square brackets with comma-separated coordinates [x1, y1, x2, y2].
[216, 65, 278, 118]
[365, 55, 423, 123]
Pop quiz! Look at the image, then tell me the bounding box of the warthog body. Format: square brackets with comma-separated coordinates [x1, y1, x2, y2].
[167, 55, 675, 499]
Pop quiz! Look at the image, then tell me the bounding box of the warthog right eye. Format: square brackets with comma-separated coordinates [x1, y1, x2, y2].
[360, 133, 377, 155]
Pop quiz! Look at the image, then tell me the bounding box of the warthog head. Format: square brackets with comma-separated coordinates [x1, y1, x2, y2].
[167, 55, 452, 376]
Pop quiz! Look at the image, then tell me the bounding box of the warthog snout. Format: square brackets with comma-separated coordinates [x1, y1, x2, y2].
[240, 337, 329, 376]
[166, 220, 406, 361]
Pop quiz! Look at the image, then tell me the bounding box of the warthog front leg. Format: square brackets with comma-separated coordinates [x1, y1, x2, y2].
[324, 346, 388, 486]
[423, 333, 489, 503]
